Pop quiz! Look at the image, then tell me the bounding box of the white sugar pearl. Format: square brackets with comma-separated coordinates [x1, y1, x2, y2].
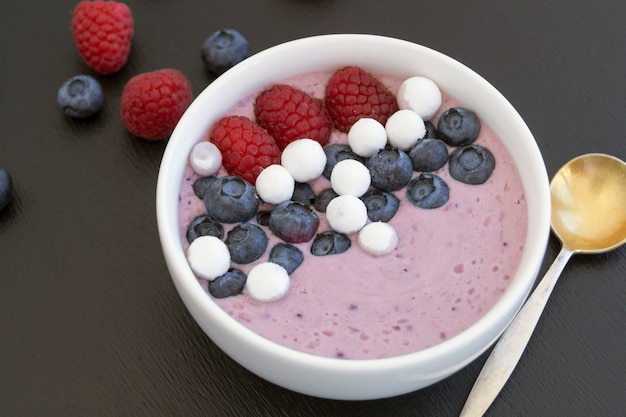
[189, 141, 222, 176]
[325, 194, 368, 234]
[246, 262, 290, 302]
[186, 235, 231, 281]
[385, 109, 426, 151]
[347, 118, 387, 157]
[358, 222, 399, 256]
[330, 159, 371, 197]
[397, 76, 442, 121]
[255, 164, 295, 204]
[281, 139, 326, 182]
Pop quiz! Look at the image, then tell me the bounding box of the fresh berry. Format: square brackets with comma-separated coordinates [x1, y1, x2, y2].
[406, 173, 450, 209]
[209, 268, 247, 298]
[192, 176, 217, 199]
[201, 29, 250, 75]
[313, 188, 338, 213]
[256, 210, 271, 226]
[269, 243, 304, 275]
[186, 214, 224, 243]
[448, 144, 496, 184]
[57, 75, 104, 118]
[209, 115, 281, 184]
[121, 69, 192, 140]
[361, 190, 400, 222]
[225, 223, 268, 264]
[325, 66, 399, 133]
[203, 176, 259, 223]
[408, 138, 449, 172]
[367, 147, 413, 192]
[291, 182, 316, 207]
[322, 143, 365, 179]
[0, 168, 13, 210]
[424, 121, 438, 138]
[255, 84, 333, 149]
[71, 0, 134, 74]
[437, 107, 481, 146]
[269, 201, 319, 243]
[311, 231, 351, 256]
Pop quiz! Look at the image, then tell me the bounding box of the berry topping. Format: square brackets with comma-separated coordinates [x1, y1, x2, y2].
[186, 214, 224, 243]
[225, 223, 268, 264]
[437, 107, 481, 146]
[187, 235, 231, 280]
[367, 147, 413, 192]
[121, 69, 192, 140]
[203, 176, 259, 223]
[281, 139, 327, 183]
[57, 75, 104, 118]
[210, 115, 281, 184]
[408, 138, 449, 172]
[255, 84, 333, 149]
[406, 173, 450, 209]
[311, 231, 351, 256]
[201, 29, 250, 75]
[245, 262, 290, 302]
[269, 201, 320, 243]
[448, 144, 496, 185]
[291, 182, 316, 207]
[71, 0, 134, 74]
[385, 109, 426, 151]
[361, 190, 400, 222]
[269, 243, 304, 275]
[208, 268, 247, 298]
[322, 144, 365, 179]
[330, 159, 371, 197]
[424, 121, 438, 138]
[0, 168, 13, 211]
[313, 188, 338, 213]
[192, 176, 217, 199]
[325, 66, 399, 132]
[255, 164, 294, 204]
[397, 76, 442, 121]
[347, 118, 387, 157]
[189, 141, 222, 176]
[358, 222, 399, 256]
[325, 195, 368, 234]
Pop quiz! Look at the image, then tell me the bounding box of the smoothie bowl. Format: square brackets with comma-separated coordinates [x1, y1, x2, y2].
[156, 34, 550, 400]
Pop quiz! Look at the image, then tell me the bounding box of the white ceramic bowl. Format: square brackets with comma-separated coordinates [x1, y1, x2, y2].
[156, 34, 550, 400]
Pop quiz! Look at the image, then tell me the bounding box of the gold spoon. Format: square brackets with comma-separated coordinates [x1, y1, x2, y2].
[460, 153, 626, 417]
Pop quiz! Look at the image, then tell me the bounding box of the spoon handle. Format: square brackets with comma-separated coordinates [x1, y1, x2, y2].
[459, 246, 574, 417]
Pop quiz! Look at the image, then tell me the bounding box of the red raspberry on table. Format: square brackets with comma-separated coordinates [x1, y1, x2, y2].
[325, 66, 399, 133]
[254, 84, 333, 149]
[210, 115, 281, 184]
[71, 0, 134, 74]
[121, 69, 193, 140]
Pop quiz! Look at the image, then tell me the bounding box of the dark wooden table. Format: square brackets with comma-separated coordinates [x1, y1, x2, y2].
[1, 1, 624, 416]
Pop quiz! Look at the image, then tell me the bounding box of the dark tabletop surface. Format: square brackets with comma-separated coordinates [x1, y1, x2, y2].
[1, 1, 624, 416]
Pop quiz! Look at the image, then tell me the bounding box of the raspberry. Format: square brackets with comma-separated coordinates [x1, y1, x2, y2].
[120, 69, 193, 140]
[254, 84, 332, 149]
[209, 115, 281, 184]
[71, 1, 134, 74]
[325, 66, 399, 133]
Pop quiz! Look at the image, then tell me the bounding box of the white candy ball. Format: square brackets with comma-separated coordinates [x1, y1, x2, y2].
[358, 222, 399, 256]
[347, 118, 387, 157]
[330, 159, 371, 197]
[246, 262, 291, 302]
[325, 194, 368, 234]
[281, 139, 326, 182]
[385, 109, 426, 151]
[189, 141, 222, 176]
[186, 235, 231, 280]
[397, 76, 442, 121]
[255, 164, 295, 204]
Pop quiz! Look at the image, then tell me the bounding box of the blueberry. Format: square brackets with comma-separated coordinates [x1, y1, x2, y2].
[361, 189, 400, 222]
[192, 176, 217, 199]
[437, 107, 481, 146]
[256, 210, 271, 226]
[424, 120, 438, 138]
[292, 182, 316, 207]
[201, 29, 250, 75]
[57, 75, 104, 118]
[269, 201, 319, 243]
[311, 231, 351, 256]
[0, 168, 13, 210]
[314, 188, 338, 213]
[225, 223, 268, 264]
[449, 144, 496, 185]
[204, 176, 259, 223]
[367, 147, 413, 192]
[208, 268, 247, 298]
[186, 215, 224, 243]
[323, 144, 366, 179]
[407, 173, 450, 209]
[408, 138, 449, 172]
[269, 243, 304, 274]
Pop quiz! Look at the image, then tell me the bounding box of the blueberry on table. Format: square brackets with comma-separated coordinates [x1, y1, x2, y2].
[437, 107, 481, 146]
[203, 176, 259, 223]
[449, 144, 496, 185]
[201, 29, 250, 75]
[408, 138, 449, 172]
[192, 176, 217, 199]
[311, 231, 351, 256]
[269, 243, 304, 274]
[0, 168, 12, 210]
[292, 182, 316, 207]
[322, 143, 366, 179]
[208, 268, 247, 298]
[361, 189, 400, 222]
[57, 75, 104, 118]
[225, 223, 268, 264]
[367, 147, 413, 192]
[407, 173, 450, 209]
[269, 201, 319, 243]
[186, 215, 224, 243]
[314, 188, 338, 213]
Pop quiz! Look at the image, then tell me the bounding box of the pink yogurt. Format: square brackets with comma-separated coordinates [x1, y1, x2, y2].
[178, 71, 528, 359]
